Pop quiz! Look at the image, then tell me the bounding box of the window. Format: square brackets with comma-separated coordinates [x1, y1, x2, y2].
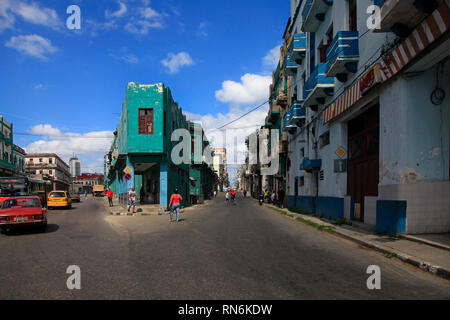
[300, 176, 305, 187]
[49, 158, 53, 164]
[319, 25, 333, 63]
[301, 148, 305, 157]
[138, 109, 154, 135]
[319, 131, 330, 148]
[49, 170, 53, 175]
[163, 111, 167, 136]
[39, 158, 43, 163]
[349, 0, 357, 31]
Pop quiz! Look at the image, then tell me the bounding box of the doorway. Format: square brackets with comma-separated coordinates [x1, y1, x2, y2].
[347, 104, 380, 221]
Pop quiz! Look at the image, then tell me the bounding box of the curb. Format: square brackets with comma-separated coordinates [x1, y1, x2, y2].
[398, 234, 450, 252]
[262, 203, 450, 281]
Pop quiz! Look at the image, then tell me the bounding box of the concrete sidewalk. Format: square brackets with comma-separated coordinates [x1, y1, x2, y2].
[263, 203, 450, 280]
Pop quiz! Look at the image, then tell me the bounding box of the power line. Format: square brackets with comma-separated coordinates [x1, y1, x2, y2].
[215, 28, 374, 131]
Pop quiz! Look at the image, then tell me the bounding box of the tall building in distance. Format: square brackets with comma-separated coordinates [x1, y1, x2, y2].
[25, 153, 71, 191]
[212, 147, 229, 190]
[69, 156, 81, 178]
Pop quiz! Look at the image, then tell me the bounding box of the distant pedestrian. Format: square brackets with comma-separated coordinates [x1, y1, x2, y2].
[107, 189, 114, 207]
[214, 190, 217, 198]
[243, 190, 247, 198]
[271, 190, 276, 204]
[127, 187, 137, 215]
[169, 189, 183, 222]
[225, 191, 230, 204]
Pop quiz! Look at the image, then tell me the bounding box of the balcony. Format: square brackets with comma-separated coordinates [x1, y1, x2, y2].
[289, 100, 306, 126]
[301, 0, 333, 32]
[285, 51, 298, 77]
[300, 157, 322, 172]
[373, 0, 443, 37]
[275, 87, 288, 107]
[303, 63, 335, 110]
[268, 104, 281, 123]
[326, 31, 359, 82]
[283, 110, 297, 134]
[289, 33, 307, 62]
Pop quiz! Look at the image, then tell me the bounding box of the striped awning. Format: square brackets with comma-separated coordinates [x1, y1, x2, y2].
[323, 2, 450, 124]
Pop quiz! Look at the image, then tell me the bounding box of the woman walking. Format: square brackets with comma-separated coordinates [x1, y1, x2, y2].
[169, 189, 183, 222]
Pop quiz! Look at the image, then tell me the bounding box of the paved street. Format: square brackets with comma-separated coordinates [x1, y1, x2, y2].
[0, 194, 449, 300]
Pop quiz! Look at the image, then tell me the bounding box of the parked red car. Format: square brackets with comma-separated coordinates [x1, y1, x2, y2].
[0, 196, 47, 234]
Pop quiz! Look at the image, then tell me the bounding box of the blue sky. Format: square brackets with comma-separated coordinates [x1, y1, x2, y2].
[0, 0, 289, 175]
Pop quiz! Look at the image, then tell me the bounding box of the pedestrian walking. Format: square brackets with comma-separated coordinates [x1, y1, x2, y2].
[214, 190, 217, 198]
[107, 188, 114, 207]
[225, 191, 230, 204]
[127, 187, 137, 215]
[169, 189, 183, 222]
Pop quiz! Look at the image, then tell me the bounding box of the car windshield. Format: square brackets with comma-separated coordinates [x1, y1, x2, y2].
[49, 192, 66, 198]
[2, 198, 41, 209]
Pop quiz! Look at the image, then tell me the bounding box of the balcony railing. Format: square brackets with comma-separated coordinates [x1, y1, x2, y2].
[289, 33, 307, 62]
[300, 157, 322, 172]
[326, 31, 359, 80]
[285, 51, 298, 77]
[373, 0, 441, 37]
[283, 110, 297, 133]
[289, 100, 306, 126]
[303, 63, 335, 109]
[301, 0, 333, 32]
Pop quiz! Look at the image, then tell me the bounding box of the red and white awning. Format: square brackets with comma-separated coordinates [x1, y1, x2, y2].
[323, 2, 450, 124]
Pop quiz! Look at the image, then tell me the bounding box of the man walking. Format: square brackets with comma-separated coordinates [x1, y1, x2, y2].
[107, 188, 114, 207]
[128, 187, 137, 215]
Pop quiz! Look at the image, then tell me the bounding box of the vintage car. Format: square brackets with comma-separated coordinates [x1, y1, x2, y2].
[70, 193, 81, 203]
[47, 191, 72, 210]
[0, 196, 47, 233]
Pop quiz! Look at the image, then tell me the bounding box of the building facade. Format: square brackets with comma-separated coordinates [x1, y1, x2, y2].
[13, 145, 26, 176]
[25, 153, 71, 191]
[250, 0, 450, 235]
[188, 122, 216, 203]
[212, 147, 229, 190]
[72, 173, 104, 194]
[0, 116, 15, 177]
[69, 157, 81, 178]
[106, 82, 215, 208]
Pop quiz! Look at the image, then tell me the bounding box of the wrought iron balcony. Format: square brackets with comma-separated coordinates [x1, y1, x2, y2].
[301, 0, 333, 32]
[326, 31, 359, 82]
[373, 0, 442, 37]
[303, 63, 335, 110]
[289, 100, 306, 126]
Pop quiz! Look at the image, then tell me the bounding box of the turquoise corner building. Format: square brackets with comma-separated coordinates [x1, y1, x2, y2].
[106, 82, 216, 208]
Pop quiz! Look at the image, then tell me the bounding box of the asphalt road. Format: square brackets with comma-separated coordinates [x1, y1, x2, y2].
[0, 194, 449, 300]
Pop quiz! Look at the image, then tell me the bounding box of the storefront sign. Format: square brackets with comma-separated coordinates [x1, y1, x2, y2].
[360, 65, 380, 95]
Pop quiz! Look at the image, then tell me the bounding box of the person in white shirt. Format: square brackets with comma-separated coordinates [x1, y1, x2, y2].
[127, 187, 137, 215]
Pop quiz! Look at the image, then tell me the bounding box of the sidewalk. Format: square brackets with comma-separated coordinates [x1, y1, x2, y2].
[263, 203, 450, 280]
[103, 197, 212, 216]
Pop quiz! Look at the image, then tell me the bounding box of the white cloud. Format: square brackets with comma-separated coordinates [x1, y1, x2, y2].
[139, 7, 160, 19]
[5, 34, 57, 60]
[124, 20, 162, 35]
[105, 1, 127, 19]
[30, 124, 61, 136]
[13, 1, 62, 30]
[109, 52, 139, 64]
[25, 124, 114, 172]
[215, 73, 271, 106]
[262, 45, 281, 70]
[0, 0, 15, 33]
[197, 22, 209, 37]
[161, 52, 195, 74]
